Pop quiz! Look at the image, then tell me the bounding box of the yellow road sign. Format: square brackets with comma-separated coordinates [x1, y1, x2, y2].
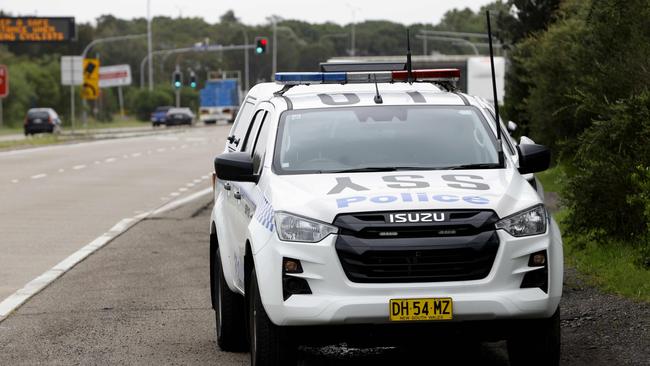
[82, 58, 100, 100]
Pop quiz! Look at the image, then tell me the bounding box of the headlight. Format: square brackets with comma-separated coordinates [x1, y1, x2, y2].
[274, 212, 338, 243]
[495, 204, 547, 237]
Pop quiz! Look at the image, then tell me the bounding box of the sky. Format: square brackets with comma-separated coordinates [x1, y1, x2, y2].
[1, 0, 494, 25]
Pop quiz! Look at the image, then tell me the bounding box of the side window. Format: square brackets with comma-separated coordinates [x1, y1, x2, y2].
[229, 101, 255, 150]
[242, 110, 267, 153]
[251, 114, 272, 174]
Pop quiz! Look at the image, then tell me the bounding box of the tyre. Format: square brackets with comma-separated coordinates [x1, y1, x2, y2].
[214, 250, 247, 352]
[507, 308, 560, 366]
[249, 270, 296, 366]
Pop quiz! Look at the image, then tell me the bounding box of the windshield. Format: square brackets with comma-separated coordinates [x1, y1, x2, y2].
[273, 105, 500, 174]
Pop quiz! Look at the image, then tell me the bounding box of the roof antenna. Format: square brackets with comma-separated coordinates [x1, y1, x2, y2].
[406, 28, 414, 84]
[373, 74, 383, 104]
[486, 10, 505, 168]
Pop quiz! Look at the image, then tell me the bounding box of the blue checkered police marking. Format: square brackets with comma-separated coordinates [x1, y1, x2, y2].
[255, 198, 275, 232]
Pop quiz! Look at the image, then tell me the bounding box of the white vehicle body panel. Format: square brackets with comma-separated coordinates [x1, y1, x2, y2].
[211, 81, 562, 327]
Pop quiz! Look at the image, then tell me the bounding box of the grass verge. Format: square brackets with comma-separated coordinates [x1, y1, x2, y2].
[562, 231, 650, 302]
[542, 165, 650, 302]
[0, 118, 147, 136]
[0, 135, 73, 150]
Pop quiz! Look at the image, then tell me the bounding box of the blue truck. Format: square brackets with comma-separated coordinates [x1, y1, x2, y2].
[199, 77, 240, 124]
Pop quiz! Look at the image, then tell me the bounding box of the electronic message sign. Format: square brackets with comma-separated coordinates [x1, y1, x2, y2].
[0, 17, 76, 42]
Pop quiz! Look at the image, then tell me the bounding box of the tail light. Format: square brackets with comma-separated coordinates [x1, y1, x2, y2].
[48, 116, 53, 125]
[24, 116, 28, 126]
[211, 172, 217, 191]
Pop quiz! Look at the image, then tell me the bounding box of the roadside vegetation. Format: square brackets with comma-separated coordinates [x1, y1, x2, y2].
[539, 167, 650, 302]
[505, 0, 650, 302]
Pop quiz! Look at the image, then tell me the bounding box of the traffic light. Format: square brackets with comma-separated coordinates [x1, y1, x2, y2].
[189, 72, 197, 88]
[173, 71, 182, 89]
[255, 37, 268, 55]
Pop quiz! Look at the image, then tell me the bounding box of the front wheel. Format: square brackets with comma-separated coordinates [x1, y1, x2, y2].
[249, 271, 296, 366]
[214, 250, 247, 352]
[507, 307, 560, 366]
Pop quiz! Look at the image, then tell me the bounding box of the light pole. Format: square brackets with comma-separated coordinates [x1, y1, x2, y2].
[346, 4, 360, 57]
[140, 43, 256, 88]
[271, 16, 278, 77]
[81, 33, 147, 58]
[269, 17, 305, 79]
[147, 0, 153, 91]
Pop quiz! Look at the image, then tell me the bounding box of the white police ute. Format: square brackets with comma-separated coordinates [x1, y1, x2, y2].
[209, 65, 563, 366]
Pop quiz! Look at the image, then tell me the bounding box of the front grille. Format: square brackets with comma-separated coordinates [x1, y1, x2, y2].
[334, 210, 499, 283]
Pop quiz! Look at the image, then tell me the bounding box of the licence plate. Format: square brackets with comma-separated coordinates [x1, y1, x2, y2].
[175, 114, 183, 118]
[33, 118, 42, 123]
[389, 297, 453, 321]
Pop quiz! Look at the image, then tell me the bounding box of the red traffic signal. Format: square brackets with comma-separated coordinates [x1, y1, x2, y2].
[254, 37, 268, 55]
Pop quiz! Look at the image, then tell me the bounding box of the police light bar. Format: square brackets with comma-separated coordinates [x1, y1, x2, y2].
[274, 69, 460, 85]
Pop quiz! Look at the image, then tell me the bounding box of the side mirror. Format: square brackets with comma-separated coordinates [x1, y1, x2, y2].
[517, 143, 550, 174]
[214, 152, 258, 183]
[507, 121, 517, 132]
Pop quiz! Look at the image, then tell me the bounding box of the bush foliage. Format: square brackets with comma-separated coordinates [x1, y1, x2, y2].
[506, 0, 650, 252]
[562, 92, 650, 239]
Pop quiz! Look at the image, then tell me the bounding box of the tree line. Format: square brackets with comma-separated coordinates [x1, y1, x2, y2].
[0, 4, 507, 125]
[2, 1, 649, 266]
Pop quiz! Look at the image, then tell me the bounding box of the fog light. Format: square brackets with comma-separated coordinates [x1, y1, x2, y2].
[282, 258, 311, 300]
[531, 253, 546, 266]
[283, 258, 303, 273]
[521, 250, 548, 293]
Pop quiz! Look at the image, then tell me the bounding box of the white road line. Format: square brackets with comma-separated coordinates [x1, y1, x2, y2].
[179, 187, 188, 192]
[94, 160, 101, 165]
[170, 192, 180, 197]
[193, 179, 201, 183]
[186, 183, 195, 187]
[105, 157, 116, 163]
[31, 174, 47, 179]
[58, 168, 65, 173]
[10, 179, 19, 184]
[72, 164, 86, 170]
[152, 187, 211, 215]
[156, 148, 166, 152]
[0, 187, 212, 322]
[131, 152, 142, 157]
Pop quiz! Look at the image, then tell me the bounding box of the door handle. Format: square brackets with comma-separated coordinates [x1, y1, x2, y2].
[223, 182, 231, 191]
[233, 191, 242, 200]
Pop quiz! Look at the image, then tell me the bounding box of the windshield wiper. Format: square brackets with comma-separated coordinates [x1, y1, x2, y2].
[324, 164, 500, 173]
[327, 167, 400, 173]
[327, 166, 448, 173]
[445, 163, 502, 170]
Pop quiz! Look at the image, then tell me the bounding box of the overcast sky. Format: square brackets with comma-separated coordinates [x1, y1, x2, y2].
[2, 0, 494, 25]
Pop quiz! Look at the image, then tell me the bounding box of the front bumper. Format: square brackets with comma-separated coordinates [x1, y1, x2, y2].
[252, 219, 563, 327]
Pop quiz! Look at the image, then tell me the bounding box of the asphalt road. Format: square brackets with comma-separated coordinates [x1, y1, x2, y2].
[0, 124, 229, 303]
[1, 195, 647, 365]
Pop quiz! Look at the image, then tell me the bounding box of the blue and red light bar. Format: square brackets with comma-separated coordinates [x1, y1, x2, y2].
[274, 68, 460, 85]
